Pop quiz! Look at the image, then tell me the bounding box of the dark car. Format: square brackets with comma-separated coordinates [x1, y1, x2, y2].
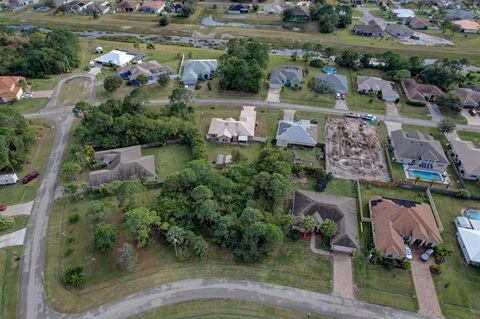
[0, 205, 7, 211]
[21, 171, 39, 185]
[469, 109, 477, 117]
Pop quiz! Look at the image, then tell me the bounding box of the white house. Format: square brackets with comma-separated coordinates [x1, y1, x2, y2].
[94, 50, 136, 67]
[0, 173, 19, 185]
[457, 227, 480, 266]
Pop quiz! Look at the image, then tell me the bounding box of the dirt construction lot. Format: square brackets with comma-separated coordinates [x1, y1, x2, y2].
[325, 117, 390, 182]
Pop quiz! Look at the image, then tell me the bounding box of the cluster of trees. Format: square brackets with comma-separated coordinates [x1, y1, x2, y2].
[72, 88, 207, 160]
[0, 29, 80, 78]
[155, 147, 292, 262]
[219, 39, 269, 93]
[310, 4, 352, 33]
[0, 107, 34, 172]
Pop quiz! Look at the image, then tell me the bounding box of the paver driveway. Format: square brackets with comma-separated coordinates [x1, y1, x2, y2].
[410, 258, 443, 318]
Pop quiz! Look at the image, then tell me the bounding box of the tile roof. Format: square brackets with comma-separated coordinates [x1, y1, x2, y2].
[0, 76, 25, 101]
[453, 20, 480, 31]
[455, 87, 480, 108]
[207, 106, 256, 138]
[401, 78, 443, 102]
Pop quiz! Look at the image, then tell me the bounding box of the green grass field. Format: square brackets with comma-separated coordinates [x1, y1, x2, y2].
[457, 131, 480, 147]
[7, 98, 49, 114]
[0, 120, 55, 205]
[135, 299, 326, 319]
[45, 194, 333, 313]
[0, 246, 23, 319]
[0, 215, 28, 236]
[142, 144, 192, 181]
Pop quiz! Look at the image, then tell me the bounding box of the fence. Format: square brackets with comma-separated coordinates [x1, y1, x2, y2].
[426, 188, 444, 232]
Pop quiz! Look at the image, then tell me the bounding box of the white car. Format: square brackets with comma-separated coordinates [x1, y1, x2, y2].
[405, 245, 413, 260]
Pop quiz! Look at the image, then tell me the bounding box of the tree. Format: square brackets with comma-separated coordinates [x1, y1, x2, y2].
[282, 7, 294, 21]
[192, 235, 209, 259]
[62, 160, 82, 181]
[300, 215, 316, 234]
[336, 49, 359, 69]
[308, 78, 335, 94]
[63, 182, 78, 202]
[319, 219, 337, 239]
[168, 88, 195, 116]
[0, 215, 15, 231]
[157, 73, 170, 87]
[418, 64, 459, 90]
[118, 243, 138, 270]
[136, 74, 148, 87]
[104, 75, 123, 92]
[86, 200, 105, 224]
[191, 185, 213, 204]
[319, 14, 338, 33]
[436, 92, 463, 114]
[123, 207, 160, 247]
[369, 248, 383, 264]
[408, 56, 424, 75]
[133, 41, 140, 50]
[360, 53, 373, 68]
[385, 69, 411, 82]
[324, 47, 335, 58]
[115, 180, 145, 209]
[94, 224, 118, 252]
[63, 266, 86, 288]
[438, 118, 456, 133]
[145, 43, 155, 51]
[219, 56, 263, 93]
[382, 51, 404, 71]
[309, 59, 325, 68]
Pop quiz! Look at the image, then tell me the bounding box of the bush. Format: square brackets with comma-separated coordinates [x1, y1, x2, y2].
[455, 189, 471, 199]
[406, 100, 426, 106]
[65, 248, 74, 257]
[63, 266, 86, 288]
[0, 215, 15, 231]
[207, 81, 212, 90]
[383, 258, 398, 270]
[157, 73, 170, 87]
[104, 75, 123, 92]
[68, 214, 80, 224]
[430, 264, 443, 275]
[195, 83, 201, 90]
[309, 59, 325, 68]
[398, 259, 411, 269]
[159, 16, 170, 26]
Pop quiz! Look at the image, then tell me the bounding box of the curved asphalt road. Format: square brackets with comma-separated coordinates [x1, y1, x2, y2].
[19, 86, 469, 319]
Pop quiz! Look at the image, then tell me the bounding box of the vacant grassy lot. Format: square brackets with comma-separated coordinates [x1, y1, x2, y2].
[431, 195, 480, 319]
[57, 78, 91, 106]
[135, 299, 326, 319]
[0, 246, 23, 319]
[142, 144, 192, 181]
[457, 131, 480, 147]
[0, 120, 55, 205]
[8, 98, 49, 114]
[45, 195, 333, 313]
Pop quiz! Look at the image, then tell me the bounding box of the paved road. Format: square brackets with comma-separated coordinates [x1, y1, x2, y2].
[45, 74, 97, 110]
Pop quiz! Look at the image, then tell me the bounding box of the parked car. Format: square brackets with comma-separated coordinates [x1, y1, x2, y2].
[22, 92, 33, 99]
[0, 205, 7, 211]
[420, 248, 434, 262]
[469, 109, 477, 117]
[362, 114, 376, 121]
[345, 112, 360, 119]
[405, 245, 413, 260]
[21, 171, 39, 185]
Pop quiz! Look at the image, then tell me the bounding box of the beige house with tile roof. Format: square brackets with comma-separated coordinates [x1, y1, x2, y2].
[206, 106, 256, 144]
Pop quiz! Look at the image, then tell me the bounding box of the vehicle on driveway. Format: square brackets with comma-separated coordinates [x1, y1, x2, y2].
[469, 109, 477, 117]
[405, 245, 413, 260]
[420, 248, 434, 262]
[0, 204, 7, 211]
[21, 171, 39, 185]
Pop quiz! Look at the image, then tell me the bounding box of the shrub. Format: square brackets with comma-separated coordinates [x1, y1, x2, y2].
[383, 258, 398, 270]
[309, 59, 325, 68]
[406, 100, 426, 106]
[65, 248, 74, 257]
[69, 214, 80, 224]
[398, 259, 411, 269]
[63, 266, 86, 288]
[455, 189, 471, 199]
[195, 83, 201, 90]
[207, 81, 212, 90]
[104, 75, 123, 92]
[430, 264, 443, 275]
[159, 16, 170, 26]
[0, 215, 15, 231]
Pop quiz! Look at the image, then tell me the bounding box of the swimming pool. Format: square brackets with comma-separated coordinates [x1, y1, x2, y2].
[406, 168, 444, 183]
[466, 210, 480, 221]
[323, 66, 337, 74]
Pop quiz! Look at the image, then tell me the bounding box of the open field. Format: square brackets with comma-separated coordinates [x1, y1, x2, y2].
[45, 195, 333, 313]
[0, 246, 23, 319]
[0, 120, 55, 205]
[8, 98, 48, 114]
[0, 215, 28, 236]
[135, 299, 326, 319]
[142, 145, 192, 181]
[3, 9, 480, 61]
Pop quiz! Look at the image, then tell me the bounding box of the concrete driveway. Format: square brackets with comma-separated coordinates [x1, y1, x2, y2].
[385, 121, 402, 136]
[386, 102, 399, 116]
[0, 229, 26, 249]
[462, 109, 480, 126]
[335, 99, 349, 111]
[1, 201, 33, 217]
[426, 103, 442, 122]
[266, 88, 281, 103]
[31, 91, 53, 98]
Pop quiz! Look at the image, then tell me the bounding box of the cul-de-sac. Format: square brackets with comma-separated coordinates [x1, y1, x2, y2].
[0, 0, 480, 318]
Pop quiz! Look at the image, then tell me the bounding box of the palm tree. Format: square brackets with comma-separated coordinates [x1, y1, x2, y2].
[415, 175, 421, 185]
[146, 43, 155, 51]
[369, 249, 383, 265]
[133, 41, 140, 50]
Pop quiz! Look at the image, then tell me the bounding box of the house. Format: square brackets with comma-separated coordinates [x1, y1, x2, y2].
[356, 76, 399, 102]
[392, 9, 415, 21]
[181, 59, 218, 85]
[456, 227, 480, 266]
[118, 60, 172, 85]
[61, 0, 93, 12]
[314, 73, 348, 94]
[84, 3, 110, 15]
[449, 140, 480, 181]
[116, 0, 140, 12]
[276, 110, 317, 148]
[259, 4, 282, 15]
[0, 76, 25, 103]
[445, 9, 476, 21]
[0, 173, 19, 186]
[140, 0, 165, 14]
[385, 24, 414, 38]
[455, 88, 480, 109]
[407, 17, 428, 30]
[370, 196, 442, 259]
[269, 66, 303, 89]
[352, 20, 383, 37]
[293, 190, 360, 253]
[206, 106, 257, 145]
[401, 78, 443, 104]
[94, 50, 136, 67]
[288, 6, 310, 22]
[228, 4, 250, 14]
[88, 145, 157, 187]
[390, 129, 449, 171]
[453, 20, 480, 34]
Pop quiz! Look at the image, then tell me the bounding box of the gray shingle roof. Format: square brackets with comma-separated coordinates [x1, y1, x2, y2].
[385, 24, 414, 37]
[450, 140, 480, 177]
[390, 130, 448, 164]
[269, 66, 303, 88]
[314, 73, 348, 94]
[276, 119, 317, 147]
[446, 9, 476, 20]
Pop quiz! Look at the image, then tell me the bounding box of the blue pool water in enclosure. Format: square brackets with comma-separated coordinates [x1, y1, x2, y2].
[323, 66, 337, 74]
[407, 169, 444, 182]
[466, 210, 480, 221]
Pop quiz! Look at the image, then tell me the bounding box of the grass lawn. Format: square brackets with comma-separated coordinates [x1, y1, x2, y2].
[28, 75, 66, 91]
[430, 195, 480, 319]
[439, 108, 467, 125]
[57, 78, 92, 106]
[135, 299, 326, 319]
[0, 246, 23, 319]
[194, 77, 268, 101]
[0, 120, 55, 205]
[45, 195, 333, 313]
[0, 215, 28, 236]
[141, 144, 192, 181]
[457, 131, 480, 147]
[344, 68, 387, 115]
[397, 86, 431, 120]
[7, 98, 49, 114]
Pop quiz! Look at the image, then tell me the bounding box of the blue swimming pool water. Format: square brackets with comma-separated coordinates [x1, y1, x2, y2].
[323, 66, 337, 74]
[466, 210, 480, 221]
[407, 169, 444, 182]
